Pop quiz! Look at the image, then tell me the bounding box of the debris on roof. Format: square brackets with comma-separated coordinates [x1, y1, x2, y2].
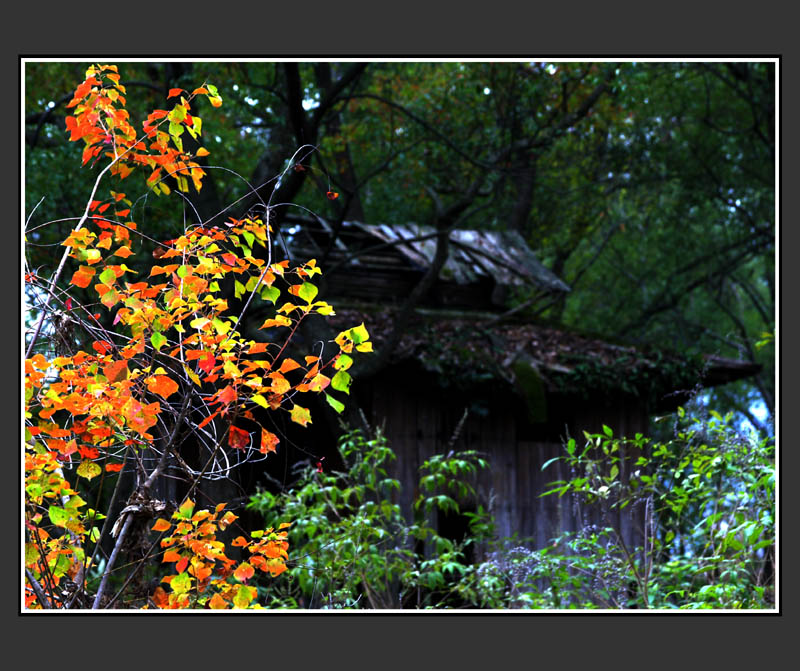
[328, 307, 760, 404]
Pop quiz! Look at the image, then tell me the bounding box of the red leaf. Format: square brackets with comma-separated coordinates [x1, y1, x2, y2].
[216, 384, 236, 404]
[168, 88, 185, 99]
[92, 340, 113, 355]
[326, 191, 339, 200]
[228, 425, 249, 450]
[198, 352, 216, 374]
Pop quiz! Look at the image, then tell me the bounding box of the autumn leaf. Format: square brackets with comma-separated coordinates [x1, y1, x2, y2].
[92, 340, 113, 355]
[103, 360, 129, 383]
[70, 266, 96, 288]
[278, 358, 301, 374]
[228, 425, 250, 450]
[216, 384, 237, 404]
[209, 593, 228, 609]
[77, 460, 102, 480]
[234, 562, 255, 583]
[152, 519, 172, 532]
[290, 405, 312, 427]
[260, 429, 279, 455]
[146, 374, 179, 399]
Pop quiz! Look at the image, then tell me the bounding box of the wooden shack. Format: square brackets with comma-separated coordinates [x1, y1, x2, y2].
[279, 218, 761, 554]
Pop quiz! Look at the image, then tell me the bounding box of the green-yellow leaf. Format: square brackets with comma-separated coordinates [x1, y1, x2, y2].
[297, 282, 318, 304]
[77, 460, 102, 480]
[151, 331, 167, 351]
[331, 369, 351, 395]
[325, 394, 345, 413]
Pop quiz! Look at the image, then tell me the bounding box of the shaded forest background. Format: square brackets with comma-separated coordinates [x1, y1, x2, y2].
[24, 60, 775, 433]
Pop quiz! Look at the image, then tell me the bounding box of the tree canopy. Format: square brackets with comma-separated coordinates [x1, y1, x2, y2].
[25, 60, 774, 431]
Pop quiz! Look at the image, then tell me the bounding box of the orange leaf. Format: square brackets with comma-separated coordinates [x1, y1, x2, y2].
[92, 340, 113, 355]
[231, 536, 248, 547]
[152, 519, 172, 532]
[278, 358, 301, 374]
[216, 384, 236, 404]
[70, 266, 96, 288]
[103, 360, 129, 383]
[209, 593, 228, 609]
[146, 374, 179, 399]
[168, 88, 185, 98]
[234, 562, 255, 582]
[260, 429, 279, 455]
[247, 342, 270, 355]
[105, 463, 124, 473]
[163, 549, 182, 563]
[196, 147, 210, 157]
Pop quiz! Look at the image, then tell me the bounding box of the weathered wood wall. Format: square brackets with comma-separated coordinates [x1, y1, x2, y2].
[368, 365, 649, 557]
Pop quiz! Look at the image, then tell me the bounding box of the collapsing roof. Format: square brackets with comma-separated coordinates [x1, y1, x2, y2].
[354, 222, 571, 294]
[282, 218, 570, 299]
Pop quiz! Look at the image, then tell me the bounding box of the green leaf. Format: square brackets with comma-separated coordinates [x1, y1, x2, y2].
[325, 394, 345, 413]
[298, 282, 318, 304]
[99, 267, 116, 285]
[541, 457, 561, 471]
[349, 322, 369, 344]
[261, 285, 280, 303]
[334, 354, 353, 371]
[48, 505, 69, 528]
[331, 369, 351, 395]
[168, 121, 184, 138]
[150, 331, 167, 351]
[176, 499, 195, 520]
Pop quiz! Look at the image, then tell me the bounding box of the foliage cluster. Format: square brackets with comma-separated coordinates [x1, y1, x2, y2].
[246, 430, 492, 609]
[24, 65, 371, 609]
[243, 411, 774, 609]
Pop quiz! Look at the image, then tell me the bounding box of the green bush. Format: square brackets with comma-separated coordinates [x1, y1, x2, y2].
[246, 429, 492, 609]
[246, 407, 774, 610]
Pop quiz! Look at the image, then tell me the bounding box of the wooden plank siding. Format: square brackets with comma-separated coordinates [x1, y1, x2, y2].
[368, 370, 649, 559]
